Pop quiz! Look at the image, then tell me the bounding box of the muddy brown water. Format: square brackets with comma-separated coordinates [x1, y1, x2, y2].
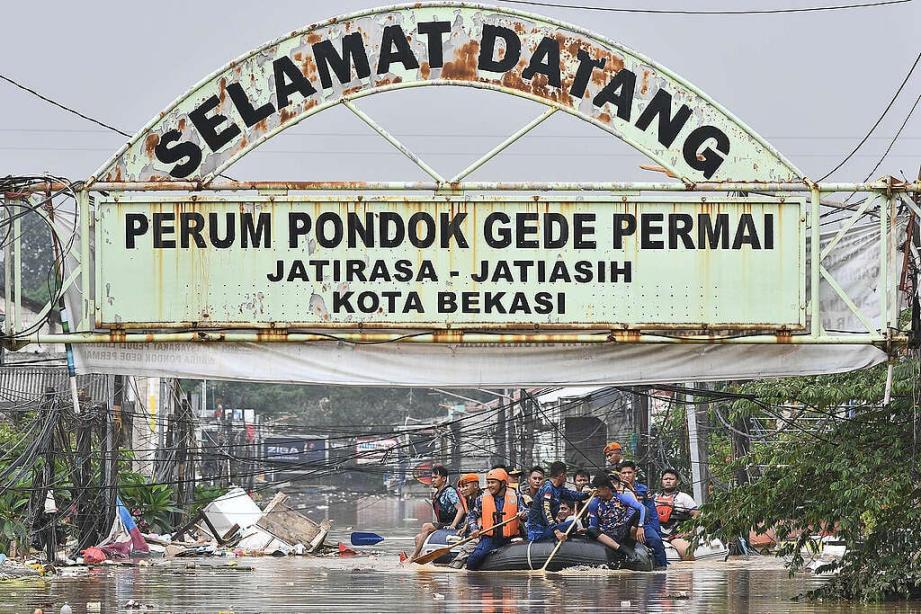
[3, 492, 921, 613]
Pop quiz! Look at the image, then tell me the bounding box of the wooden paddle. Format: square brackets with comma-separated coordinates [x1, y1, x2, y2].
[412, 515, 521, 565]
[539, 493, 596, 572]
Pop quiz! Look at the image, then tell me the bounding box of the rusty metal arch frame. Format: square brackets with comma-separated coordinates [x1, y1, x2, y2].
[2, 3, 918, 350]
[88, 1, 802, 186]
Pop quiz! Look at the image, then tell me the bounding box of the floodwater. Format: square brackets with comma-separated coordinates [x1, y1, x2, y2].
[4, 492, 921, 614]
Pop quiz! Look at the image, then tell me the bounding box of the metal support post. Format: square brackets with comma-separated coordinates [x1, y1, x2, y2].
[880, 193, 890, 335]
[450, 108, 557, 182]
[810, 186, 822, 337]
[78, 189, 92, 331]
[3, 199, 12, 337]
[341, 99, 445, 182]
[12, 199, 21, 335]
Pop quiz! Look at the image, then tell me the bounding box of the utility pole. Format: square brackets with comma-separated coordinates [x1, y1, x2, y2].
[507, 391, 518, 470]
[730, 415, 752, 486]
[520, 390, 535, 470]
[633, 388, 651, 482]
[696, 383, 710, 505]
[685, 384, 704, 504]
[74, 389, 95, 550]
[494, 389, 508, 467]
[41, 387, 56, 564]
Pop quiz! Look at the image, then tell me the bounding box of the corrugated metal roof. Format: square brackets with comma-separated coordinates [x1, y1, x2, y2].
[0, 364, 109, 408]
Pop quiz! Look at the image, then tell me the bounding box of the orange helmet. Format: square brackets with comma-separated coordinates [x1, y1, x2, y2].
[486, 468, 509, 483]
[603, 441, 623, 455]
[458, 473, 480, 486]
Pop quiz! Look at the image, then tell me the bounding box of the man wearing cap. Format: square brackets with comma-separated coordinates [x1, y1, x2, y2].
[465, 468, 528, 570]
[457, 473, 481, 532]
[449, 473, 482, 568]
[604, 441, 625, 469]
[507, 468, 523, 491]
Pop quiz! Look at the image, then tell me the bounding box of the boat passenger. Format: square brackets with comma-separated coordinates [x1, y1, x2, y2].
[520, 466, 545, 505]
[556, 500, 585, 533]
[447, 473, 483, 568]
[410, 464, 464, 561]
[465, 468, 528, 570]
[655, 468, 700, 560]
[573, 469, 591, 493]
[508, 468, 523, 492]
[603, 441, 624, 469]
[457, 473, 482, 532]
[527, 461, 590, 542]
[586, 475, 642, 552]
[618, 461, 669, 570]
[572, 468, 592, 514]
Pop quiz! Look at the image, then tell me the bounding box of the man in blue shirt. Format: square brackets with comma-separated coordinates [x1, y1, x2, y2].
[619, 460, 668, 569]
[586, 474, 645, 551]
[527, 461, 590, 542]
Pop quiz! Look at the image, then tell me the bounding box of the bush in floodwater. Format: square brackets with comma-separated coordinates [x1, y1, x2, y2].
[118, 473, 181, 534]
[694, 358, 921, 602]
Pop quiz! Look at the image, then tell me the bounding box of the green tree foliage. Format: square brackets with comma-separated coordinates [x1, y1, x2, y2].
[696, 359, 921, 601]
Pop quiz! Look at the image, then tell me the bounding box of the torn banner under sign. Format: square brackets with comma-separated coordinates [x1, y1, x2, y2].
[69, 218, 894, 386]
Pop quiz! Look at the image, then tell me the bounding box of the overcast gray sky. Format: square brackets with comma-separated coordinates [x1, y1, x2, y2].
[1, 0, 918, 183]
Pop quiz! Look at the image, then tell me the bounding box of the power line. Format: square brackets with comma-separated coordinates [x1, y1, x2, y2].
[820, 50, 921, 180]
[0, 73, 131, 138]
[497, 0, 913, 15]
[0, 145, 917, 158]
[859, 90, 921, 181]
[2, 127, 921, 141]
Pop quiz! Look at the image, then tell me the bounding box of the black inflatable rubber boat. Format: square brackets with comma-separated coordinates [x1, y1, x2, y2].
[420, 529, 654, 572]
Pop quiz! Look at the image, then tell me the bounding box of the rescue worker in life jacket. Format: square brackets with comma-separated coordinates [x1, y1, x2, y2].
[410, 464, 464, 561]
[655, 468, 700, 560]
[465, 468, 528, 570]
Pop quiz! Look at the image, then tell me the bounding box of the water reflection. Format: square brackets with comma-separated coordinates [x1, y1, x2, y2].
[4, 495, 921, 613]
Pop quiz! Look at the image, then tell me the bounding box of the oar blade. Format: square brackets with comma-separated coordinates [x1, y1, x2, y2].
[412, 545, 453, 565]
[350, 532, 385, 546]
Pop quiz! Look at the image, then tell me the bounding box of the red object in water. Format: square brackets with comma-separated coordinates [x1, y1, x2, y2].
[82, 546, 107, 564]
[399, 551, 409, 564]
[338, 543, 357, 556]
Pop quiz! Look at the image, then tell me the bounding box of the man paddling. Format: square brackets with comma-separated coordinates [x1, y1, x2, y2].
[655, 469, 700, 560]
[409, 464, 464, 561]
[465, 468, 528, 570]
[528, 461, 590, 543]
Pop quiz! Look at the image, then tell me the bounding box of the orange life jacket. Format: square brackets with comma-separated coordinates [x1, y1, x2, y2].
[481, 489, 520, 538]
[656, 492, 676, 524]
